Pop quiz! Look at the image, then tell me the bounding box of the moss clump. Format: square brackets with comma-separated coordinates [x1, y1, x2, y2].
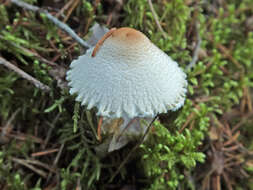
[138, 121, 205, 190]
[0, 0, 252, 189]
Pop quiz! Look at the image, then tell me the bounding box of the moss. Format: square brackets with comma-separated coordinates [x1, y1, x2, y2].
[138, 122, 205, 190]
[0, 0, 252, 189]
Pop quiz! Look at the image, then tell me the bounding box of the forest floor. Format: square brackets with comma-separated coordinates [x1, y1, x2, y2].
[0, 0, 253, 190]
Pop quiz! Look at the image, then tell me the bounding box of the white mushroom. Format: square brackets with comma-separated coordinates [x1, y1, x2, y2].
[66, 27, 187, 119]
[106, 116, 154, 152]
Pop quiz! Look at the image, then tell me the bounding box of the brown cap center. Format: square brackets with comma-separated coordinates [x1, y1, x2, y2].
[92, 27, 148, 57]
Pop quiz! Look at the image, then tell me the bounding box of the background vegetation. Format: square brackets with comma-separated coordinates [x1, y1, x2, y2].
[0, 0, 252, 189]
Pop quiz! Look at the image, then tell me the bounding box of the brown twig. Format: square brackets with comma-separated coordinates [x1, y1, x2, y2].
[0, 109, 20, 140]
[63, 0, 80, 23]
[11, 157, 48, 178]
[223, 131, 240, 146]
[43, 113, 61, 149]
[46, 143, 65, 182]
[246, 87, 253, 112]
[25, 159, 56, 173]
[10, 0, 90, 48]
[216, 43, 243, 70]
[148, 0, 167, 39]
[187, 22, 202, 70]
[0, 57, 50, 91]
[179, 112, 196, 133]
[31, 148, 59, 157]
[179, 105, 200, 133]
[222, 172, 233, 190]
[55, 0, 76, 18]
[1, 131, 44, 143]
[97, 116, 103, 141]
[208, 34, 244, 73]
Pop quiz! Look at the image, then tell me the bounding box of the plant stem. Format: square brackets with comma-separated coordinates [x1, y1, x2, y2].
[0, 56, 50, 91]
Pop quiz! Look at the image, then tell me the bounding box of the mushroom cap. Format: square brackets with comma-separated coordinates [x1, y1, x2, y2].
[66, 27, 187, 118]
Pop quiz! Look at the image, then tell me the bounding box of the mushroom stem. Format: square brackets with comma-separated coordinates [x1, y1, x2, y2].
[97, 116, 103, 141]
[116, 118, 137, 142]
[92, 28, 117, 57]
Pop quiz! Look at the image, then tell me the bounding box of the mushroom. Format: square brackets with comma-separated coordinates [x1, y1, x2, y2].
[66, 27, 187, 151]
[98, 116, 154, 152]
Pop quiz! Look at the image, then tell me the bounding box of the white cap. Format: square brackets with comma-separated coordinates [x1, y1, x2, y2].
[66, 27, 187, 118]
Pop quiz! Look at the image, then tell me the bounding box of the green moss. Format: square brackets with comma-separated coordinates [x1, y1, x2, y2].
[0, 0, 252, 189]
[138, 122, 205, 190]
